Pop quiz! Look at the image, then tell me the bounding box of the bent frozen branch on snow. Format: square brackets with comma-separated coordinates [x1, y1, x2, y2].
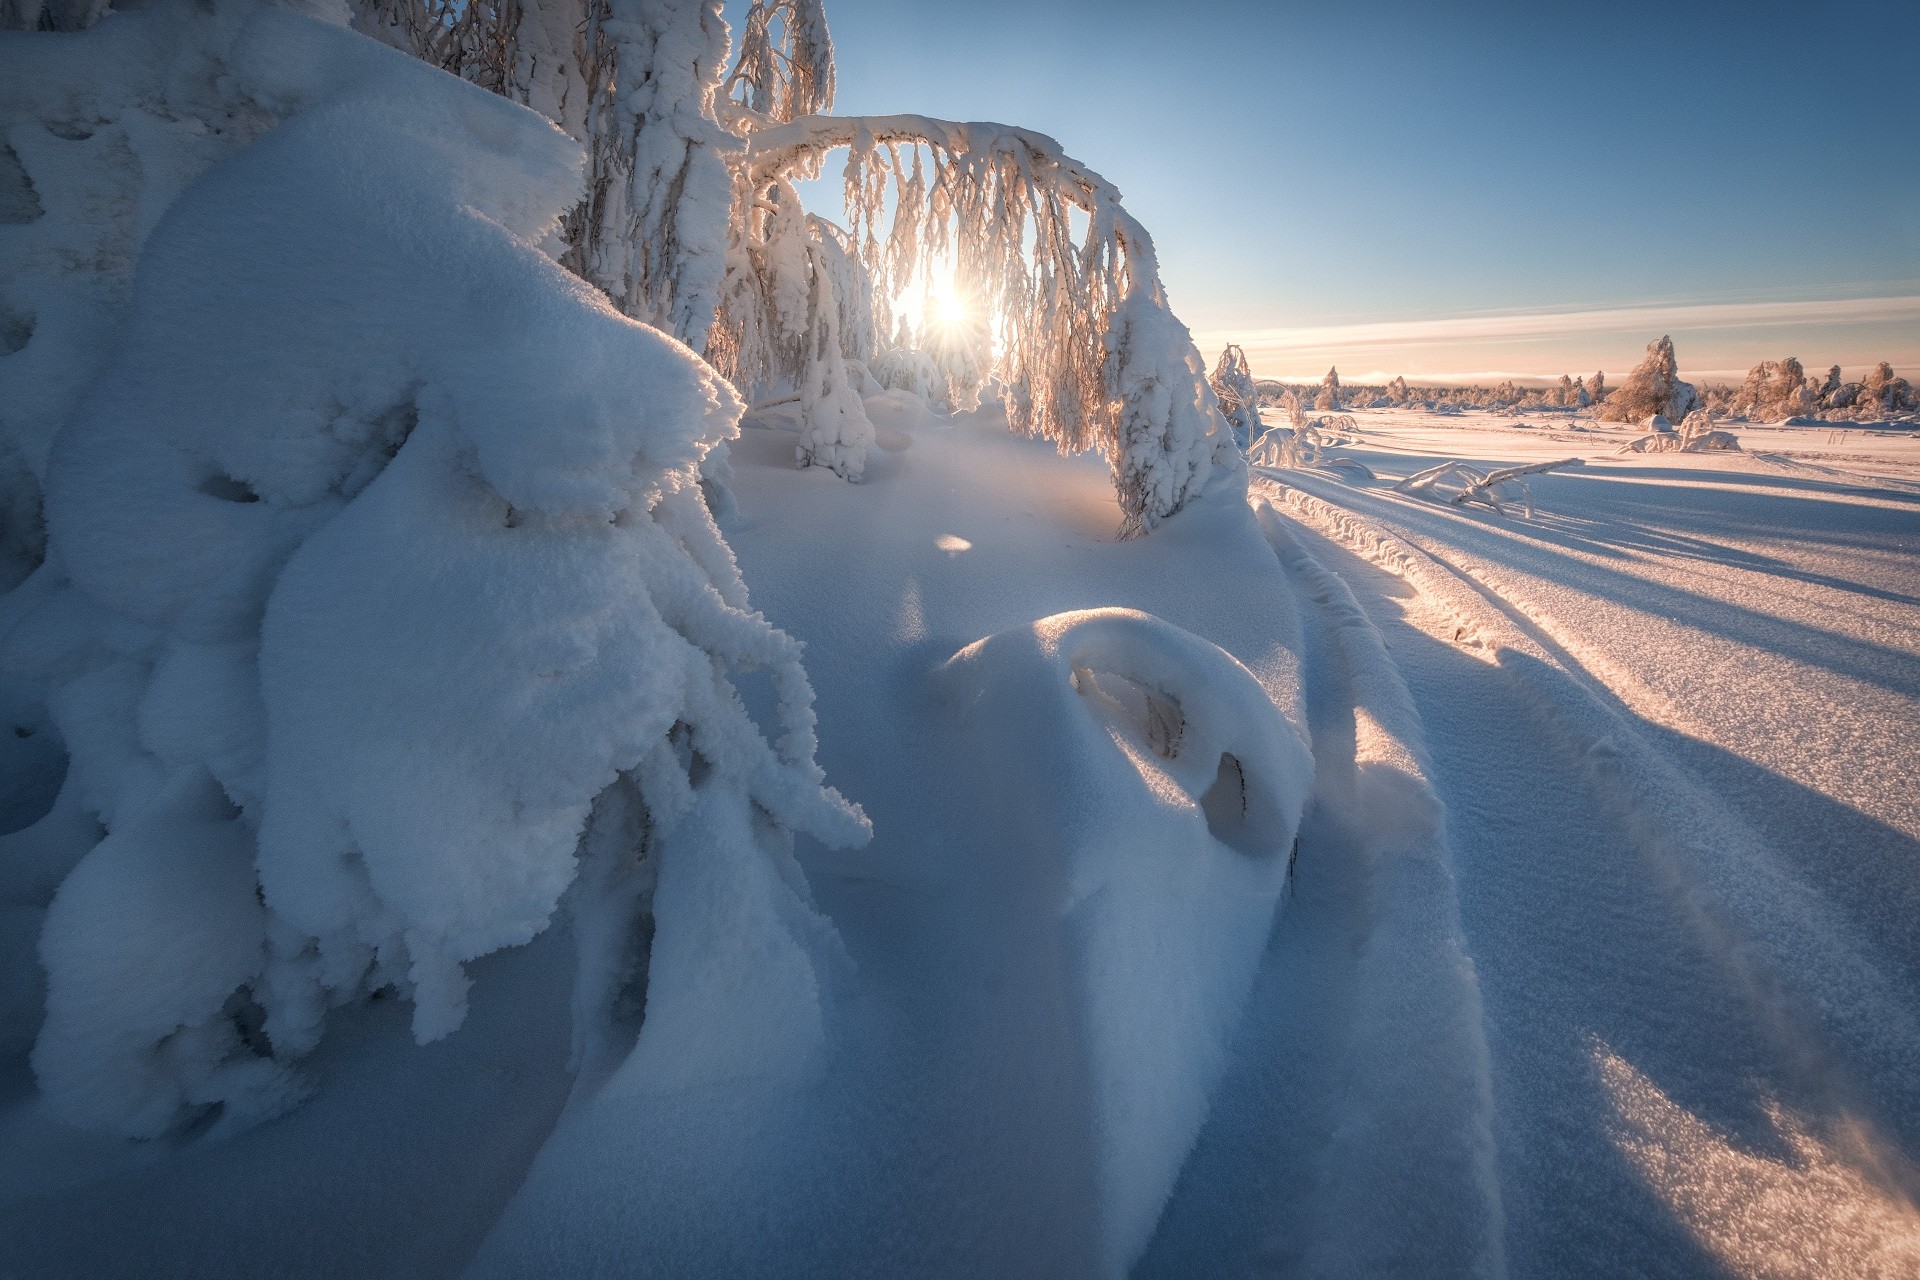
[1396, 457, 1584, 518]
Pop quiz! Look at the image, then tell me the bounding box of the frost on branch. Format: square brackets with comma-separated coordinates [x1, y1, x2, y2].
[730, 114, 1244, 535]
[4, 6, 864, 1137]
[1247, 408, 1372, 481]
[1209, 344, 1263, 450]
[1621, 411, 1741, 454]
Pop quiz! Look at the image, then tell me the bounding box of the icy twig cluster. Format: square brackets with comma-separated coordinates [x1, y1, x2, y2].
[1620, 412, 1741, 454]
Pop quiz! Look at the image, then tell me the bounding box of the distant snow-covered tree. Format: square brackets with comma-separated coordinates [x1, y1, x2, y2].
[1598, 336, 1696, 424]
[1387, 374, 1411, 406]
[1572, 376, 1591, 408]
[1816, 364, 1842, 408]
[1314, 366, 1342, 411]
[1591, 370, 1607, 404]
[1856, 362, 1914, 416]
[1728, 356, 1820, 421]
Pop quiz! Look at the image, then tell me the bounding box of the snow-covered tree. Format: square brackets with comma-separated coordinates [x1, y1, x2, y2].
[346, 0, 1237, 532]
[1857, 361, 1914, 416]
[1598, 336, 1696, 424]
[1386, 374, 1410, 406]
[1572, 376, 1591, 408]
[1816, 364, 1842, 407]
[1591, 370, 1607, 404]
[727, 112, 1241, 533]
[1209, 344, 1262, 450]
[1314, 366, 1342, 411]
[2, 0, 866, 1138]
[349, 0, 737, 351]
[1728, 356, 1819, 421]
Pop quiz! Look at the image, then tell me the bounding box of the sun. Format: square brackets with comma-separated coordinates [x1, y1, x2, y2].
[933, 287, 969, 330]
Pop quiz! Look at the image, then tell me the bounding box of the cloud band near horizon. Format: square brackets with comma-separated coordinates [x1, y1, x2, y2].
[1193, 294, 1920, 385]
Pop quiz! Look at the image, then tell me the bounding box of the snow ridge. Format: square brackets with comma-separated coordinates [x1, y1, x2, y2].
[1250, 498, 1507, 1279]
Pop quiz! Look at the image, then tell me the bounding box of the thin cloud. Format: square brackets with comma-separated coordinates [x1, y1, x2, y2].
[1195, 295, 1920, 355]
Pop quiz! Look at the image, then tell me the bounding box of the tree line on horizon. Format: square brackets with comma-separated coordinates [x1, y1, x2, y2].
[1248, 344, 1915, 425]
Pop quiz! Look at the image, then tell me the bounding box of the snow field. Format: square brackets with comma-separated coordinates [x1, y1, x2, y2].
[1246, 411, 1920, 1275]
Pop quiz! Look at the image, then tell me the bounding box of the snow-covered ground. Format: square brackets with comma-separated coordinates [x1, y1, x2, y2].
[5, 400, 1916, 1277]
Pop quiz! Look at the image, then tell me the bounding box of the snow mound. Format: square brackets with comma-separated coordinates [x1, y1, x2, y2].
[939, 607, 1312, 1276]
[613, 784, 854, 1095]
[32, 770, 306, 1139]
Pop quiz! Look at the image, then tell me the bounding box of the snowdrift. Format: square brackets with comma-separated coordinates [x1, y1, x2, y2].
[939, 608, 1312, 1277]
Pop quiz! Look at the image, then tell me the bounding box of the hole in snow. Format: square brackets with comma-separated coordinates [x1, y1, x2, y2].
[1200, 752, 1246, 844]
[1072, 665, 1183, 760]
[0, 309, 32, 357]
[198, 473, 260, 503]
[0, 145, 40, 225]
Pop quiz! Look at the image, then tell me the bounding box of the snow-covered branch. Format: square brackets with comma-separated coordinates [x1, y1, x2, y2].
[1395, 457, 1584, 517]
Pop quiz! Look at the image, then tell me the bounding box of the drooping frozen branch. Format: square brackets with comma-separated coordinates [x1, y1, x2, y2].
[726, 112, 1242, 535]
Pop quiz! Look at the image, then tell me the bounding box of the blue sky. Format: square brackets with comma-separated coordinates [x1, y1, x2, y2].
[751, 0, 1918, 384]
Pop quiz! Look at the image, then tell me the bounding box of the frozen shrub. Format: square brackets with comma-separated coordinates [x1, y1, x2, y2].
[1856, 361, 1914, 416]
